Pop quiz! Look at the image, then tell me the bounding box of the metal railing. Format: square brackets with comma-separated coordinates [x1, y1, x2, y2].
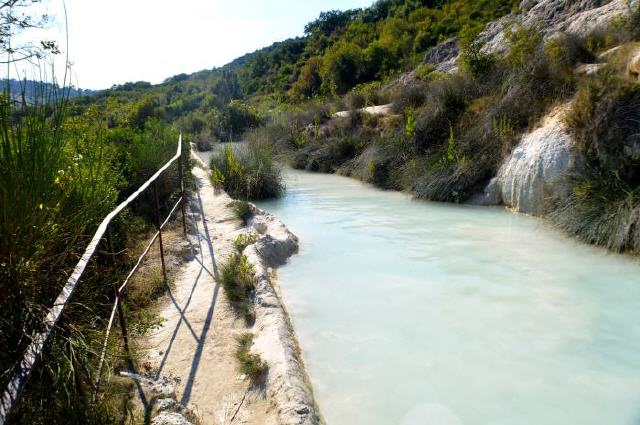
[0, 134, 189, 425]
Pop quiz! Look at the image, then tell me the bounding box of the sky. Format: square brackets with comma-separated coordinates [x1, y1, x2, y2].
[10, 0, 375, 90]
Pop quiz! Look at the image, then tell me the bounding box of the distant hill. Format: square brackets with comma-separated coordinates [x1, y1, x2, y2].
[2, 78, 95, 103]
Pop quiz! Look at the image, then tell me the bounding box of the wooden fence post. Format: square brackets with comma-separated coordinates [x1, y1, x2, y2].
[154, 181, 168, 283]
[178, 143, 187, 236]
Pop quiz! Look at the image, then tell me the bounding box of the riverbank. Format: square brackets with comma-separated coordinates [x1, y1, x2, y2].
[134, 154, 321, 424]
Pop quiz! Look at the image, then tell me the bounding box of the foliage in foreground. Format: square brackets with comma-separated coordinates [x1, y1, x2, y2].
[0, 72, 184, 422]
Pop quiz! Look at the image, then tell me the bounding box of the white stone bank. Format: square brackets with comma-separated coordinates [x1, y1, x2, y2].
[474, 104, 576, 215]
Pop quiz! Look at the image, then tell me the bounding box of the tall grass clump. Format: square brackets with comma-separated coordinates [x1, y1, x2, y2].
[1, 70, 187, 424]
[220, 253, 257, 322]
[210, 139, 283, 200]
[549, 170, 640, 253]
[550, 67, 640, 253]
[0, 76, 126, 423]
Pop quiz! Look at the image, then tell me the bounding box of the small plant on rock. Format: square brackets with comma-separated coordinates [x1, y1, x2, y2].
[229, 200, 252, 224]
[220, 253, 257, 322]
[235, 332, 268, 384]
[234, 232, 258, 252]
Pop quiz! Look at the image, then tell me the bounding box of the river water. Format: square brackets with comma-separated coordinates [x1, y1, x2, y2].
[255, 169, 640, 425]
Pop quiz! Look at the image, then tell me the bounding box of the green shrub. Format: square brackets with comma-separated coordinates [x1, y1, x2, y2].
[505, 24, 543, 68]
[390, 81, 429, 112]
[234, 233, 258, 252]
[412, 74, 475, 152]
[220, 253, 257, 322]
[210, 140, 283, 200]
[227, 100, 263, 137]
[291, 56, 324, 99]
[345, 90, 367, 110]
[458, 24, 497, 78]
[229, 200, 252, 224]
[321, 41, 367, 95]
[234, 332, 268, 384]
[123, 118, 182, 220]
[352, 81, 389, 106]
[293, 135, 363, 173]
[544, 32, 594, 69]
[564, 70, 640, 187]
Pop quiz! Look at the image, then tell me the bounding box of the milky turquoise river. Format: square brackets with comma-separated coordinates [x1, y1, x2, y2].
[255, 169, 640, 425]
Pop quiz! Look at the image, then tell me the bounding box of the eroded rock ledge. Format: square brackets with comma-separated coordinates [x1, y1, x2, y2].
[240, 205, 323, 425]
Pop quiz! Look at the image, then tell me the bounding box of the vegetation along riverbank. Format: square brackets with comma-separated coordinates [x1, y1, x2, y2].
[2, 0, 640, 423]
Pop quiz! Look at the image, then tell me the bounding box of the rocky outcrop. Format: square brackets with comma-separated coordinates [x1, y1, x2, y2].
[120, 372, 195, 425]
[333, 104, 393, 118]
[628, 50, 640, 80]
[474, 104, 576, 215]
[422, 0, 639, 72]
[423, 37, 459, 73]
[481, 0, 639, 54]
[242, 207, 323, 425]
[574, 62, 606, 76]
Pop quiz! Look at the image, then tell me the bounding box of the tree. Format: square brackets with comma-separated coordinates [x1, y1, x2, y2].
[304, 9, 360, 37]
[321, 42, 366, 95]
[226, 100, 262, 137]
[291, 56, 323, 99]
[129, 96, 158, 129]
[1, 0, 60, 63]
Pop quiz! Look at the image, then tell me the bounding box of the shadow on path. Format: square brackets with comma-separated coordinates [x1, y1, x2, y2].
[151, 173, 221, 409]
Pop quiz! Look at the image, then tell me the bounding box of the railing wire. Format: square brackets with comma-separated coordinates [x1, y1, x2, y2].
[0, 134, 188, 424]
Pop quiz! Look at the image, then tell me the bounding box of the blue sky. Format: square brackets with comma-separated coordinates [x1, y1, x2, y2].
[18, 0, 375, 89]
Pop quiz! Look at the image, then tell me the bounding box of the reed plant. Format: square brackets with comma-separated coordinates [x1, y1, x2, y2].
[0, 70, 129, 422]
[210, 139, 283, 200]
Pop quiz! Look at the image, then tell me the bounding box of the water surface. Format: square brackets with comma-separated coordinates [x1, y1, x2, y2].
[256, 170, 640, 425]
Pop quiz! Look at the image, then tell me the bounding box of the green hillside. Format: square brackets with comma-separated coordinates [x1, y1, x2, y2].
[71, 0, 520, 144]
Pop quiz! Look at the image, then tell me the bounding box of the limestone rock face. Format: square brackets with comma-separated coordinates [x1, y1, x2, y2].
[482, 0, 640, 54]
[628, 51, 640, 81]
[244, 207, 322, 425]
[422, 0, 639, 71]
[490, 105, 576, 215]
[151, 412, 193, 425]
[423, 37, 459, 73]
